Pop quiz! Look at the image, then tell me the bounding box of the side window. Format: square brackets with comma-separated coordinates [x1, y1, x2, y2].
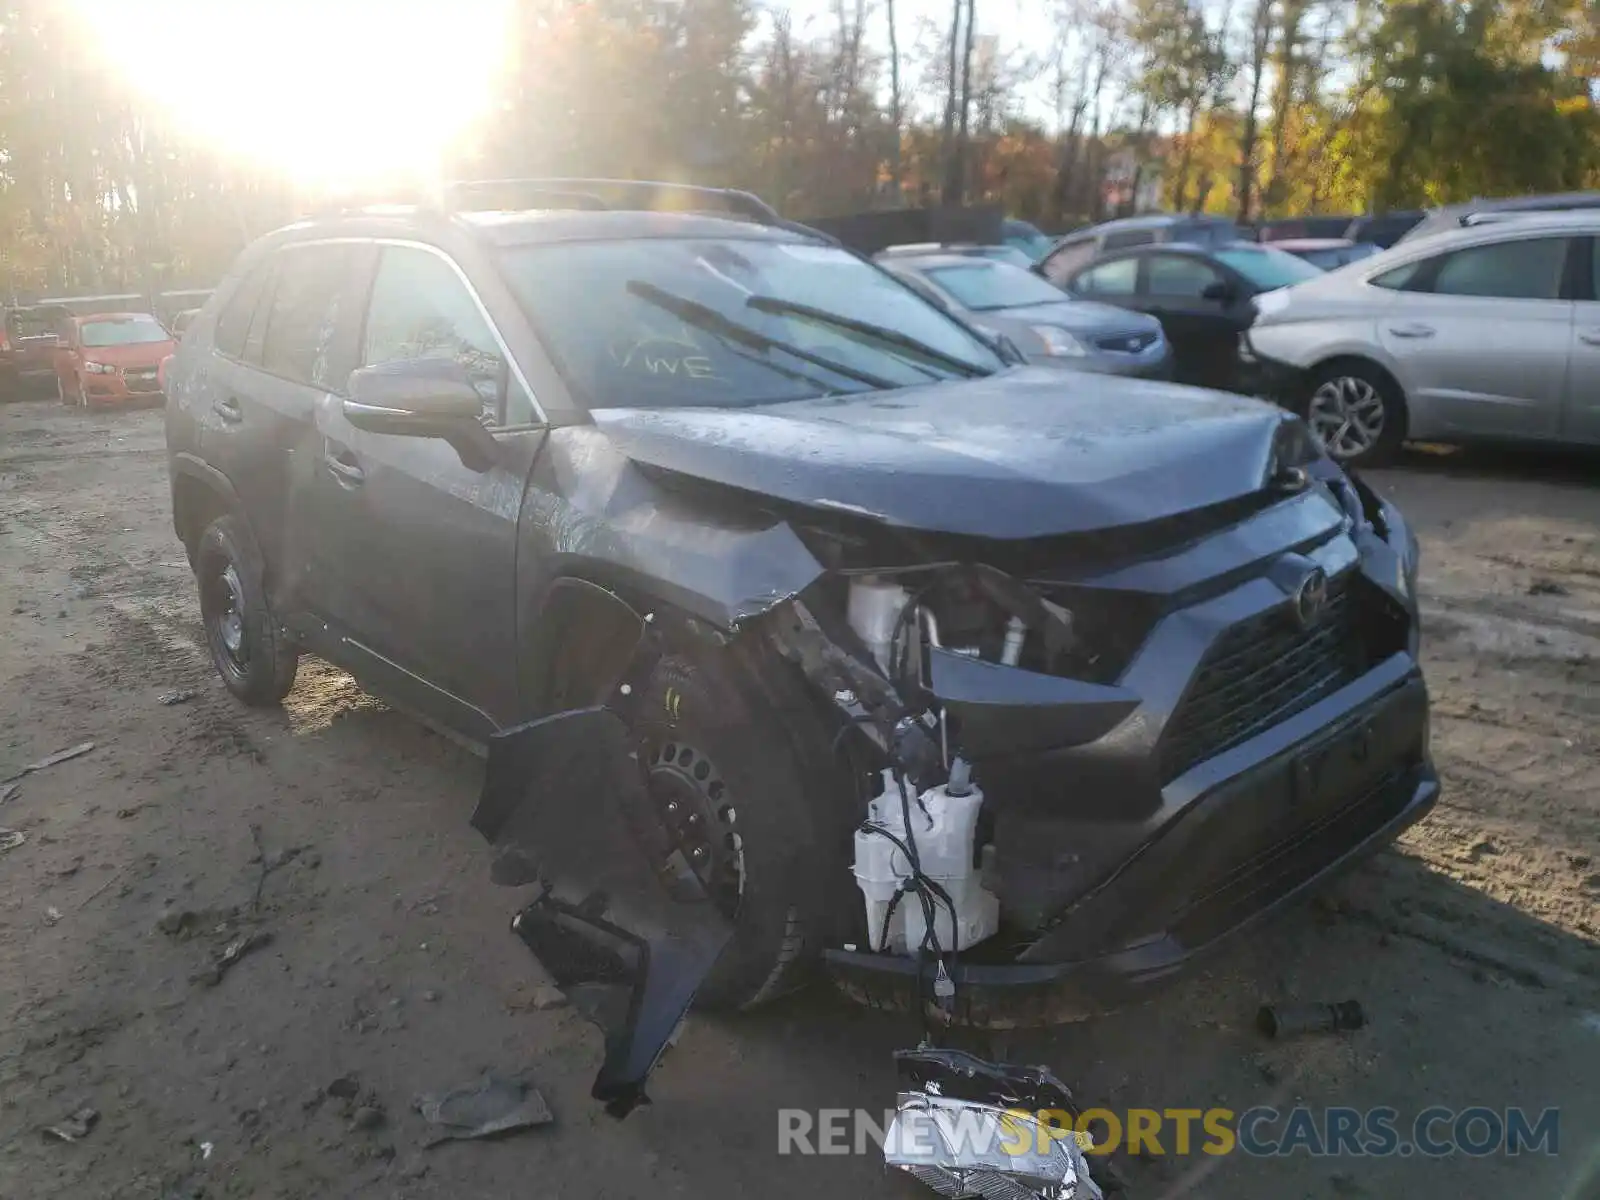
[1102, 230, 1156, 252]
[1146, 255, 1224, 299]
[214, 262, 273, 359]
[362, 246, 531, 422]
[1432, 237, 1570, 301]
[1370, 260, 1426, 291]
[1041, 240, 1097, 285]
[1072, 256, 1139, 297]
[260, 245, 356, 387]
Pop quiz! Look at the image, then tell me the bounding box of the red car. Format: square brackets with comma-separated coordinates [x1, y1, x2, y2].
[55, 312, 175, 407]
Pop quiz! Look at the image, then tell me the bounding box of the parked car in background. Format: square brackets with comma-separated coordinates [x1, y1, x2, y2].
[0, 305, 70, 399]
[1398, 191, 1600, 244]
[1001, 217, 1056, 262]
[1343, 211, 1424, 249]
[878, 242, 1037, 268]
[876, 250, 1171, 378]
[1257, 216, 1356, 242]
[1037, 213, 1240, 284]
[1272, 238, 1381, 270]
[1247, 212, 1600, 467]
[1053, 241, 1323, 390]
[55, 313, 175, 407]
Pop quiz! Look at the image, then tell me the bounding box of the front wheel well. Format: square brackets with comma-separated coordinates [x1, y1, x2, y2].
[1305, 355, 1409, 439]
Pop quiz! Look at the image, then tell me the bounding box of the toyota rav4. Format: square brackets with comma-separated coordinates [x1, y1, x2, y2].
[165, 180, 1436, 1115]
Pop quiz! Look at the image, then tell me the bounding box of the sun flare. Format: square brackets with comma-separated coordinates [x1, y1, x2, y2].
[69, 0, 514, 189]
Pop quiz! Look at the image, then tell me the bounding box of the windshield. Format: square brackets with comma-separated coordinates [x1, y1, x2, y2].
[923, 261, 1067, 311]
[80, 317, 169, 347]
[1215, 245, 1324, 290]
[499, 237, 1003, 409]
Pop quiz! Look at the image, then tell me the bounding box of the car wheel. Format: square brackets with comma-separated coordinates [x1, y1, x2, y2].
[195, 513, 299, 705]
[631, 648, 853, 1010]
[1301, 362, 1404, 468]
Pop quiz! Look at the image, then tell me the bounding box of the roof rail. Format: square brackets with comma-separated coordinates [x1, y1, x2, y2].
[294, 177, 841, 242]
[445, 178, 783, 222]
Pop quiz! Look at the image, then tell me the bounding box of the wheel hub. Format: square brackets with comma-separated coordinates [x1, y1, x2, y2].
[207, 562, 249, 670]
[646, 740, 743, 915]
[1307, 376, 1384, 460]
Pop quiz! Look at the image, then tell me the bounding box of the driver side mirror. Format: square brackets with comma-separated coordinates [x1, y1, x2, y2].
[1201, 280, 1239, 304]
[344, 357, 500, 472]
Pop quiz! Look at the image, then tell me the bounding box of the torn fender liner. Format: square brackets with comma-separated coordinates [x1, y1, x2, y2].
[473, 707, 733, 1119]
[886, 1049, 1106, 1200]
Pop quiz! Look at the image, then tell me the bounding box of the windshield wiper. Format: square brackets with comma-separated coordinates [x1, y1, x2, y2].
[744, 295, 991, 378]
[625, 281, 896, 392]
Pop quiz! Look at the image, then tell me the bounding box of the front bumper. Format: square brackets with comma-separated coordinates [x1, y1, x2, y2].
[827, 670, 1435, 1023]
[1237, 334, 1306, 403]
[84, 376, 164, 405]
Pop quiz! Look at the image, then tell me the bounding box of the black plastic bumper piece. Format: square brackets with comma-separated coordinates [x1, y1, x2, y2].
[824, 757, 1438, 1027]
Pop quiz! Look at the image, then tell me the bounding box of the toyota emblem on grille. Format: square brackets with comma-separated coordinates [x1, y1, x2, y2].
[1293, 567, 1329, 628]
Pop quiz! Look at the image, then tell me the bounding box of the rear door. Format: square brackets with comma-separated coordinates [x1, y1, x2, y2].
[296, 241, 545, 737]
[202, 243, 362, 601]
[1141, 252, 1249, 389]
[1563, 236, 1600, 444]
[1378, 234, 1576, 440]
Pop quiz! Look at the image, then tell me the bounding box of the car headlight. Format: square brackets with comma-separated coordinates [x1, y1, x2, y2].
[1252, 288, 1292, 321]
[83, 361, 114, 374]
[1030, 325, 1087, 357]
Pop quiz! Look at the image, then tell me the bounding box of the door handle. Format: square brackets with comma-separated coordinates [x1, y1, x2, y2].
[212, 396, 243, 423]
[1387, 323, 1435, 339]
[323, 450, 365, 487]
[1580, 331, 1600, 346]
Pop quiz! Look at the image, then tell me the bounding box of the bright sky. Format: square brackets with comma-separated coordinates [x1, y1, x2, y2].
[71, 0, 1065, 188]
[72, 0, 515, 187]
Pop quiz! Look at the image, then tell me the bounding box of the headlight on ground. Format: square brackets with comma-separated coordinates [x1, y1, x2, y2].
[1031, 326, 1087, 357]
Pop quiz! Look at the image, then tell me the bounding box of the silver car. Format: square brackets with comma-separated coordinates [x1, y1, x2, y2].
[876, 252, 1172, 379]
[1245, 212, 1600, 466]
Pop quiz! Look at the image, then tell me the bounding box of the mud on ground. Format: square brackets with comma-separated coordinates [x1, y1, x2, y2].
[0, 401, 1595, 1200]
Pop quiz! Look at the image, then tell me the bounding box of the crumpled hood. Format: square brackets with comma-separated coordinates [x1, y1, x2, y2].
[591, 368, 1294, 539]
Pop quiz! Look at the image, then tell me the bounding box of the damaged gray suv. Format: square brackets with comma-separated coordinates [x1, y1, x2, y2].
[165, 180, 1436, 1116]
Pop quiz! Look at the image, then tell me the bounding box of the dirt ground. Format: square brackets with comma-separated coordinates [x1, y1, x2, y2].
[1, 398, 1596, 1200]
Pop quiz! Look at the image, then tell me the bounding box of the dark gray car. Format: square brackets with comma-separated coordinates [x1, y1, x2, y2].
[164, 179, 1434, 1117]
[877, 251, 1172, 378]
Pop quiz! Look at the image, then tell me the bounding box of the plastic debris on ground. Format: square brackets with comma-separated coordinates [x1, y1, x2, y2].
[884, 1048, 1107, 1200]
[415, 1073, 553, 1147]
[1256, 999, 1366, 1039]
[41, 1106, 100, 1143]
[159, 688, 199, 706]
[0, 829, 25, 852]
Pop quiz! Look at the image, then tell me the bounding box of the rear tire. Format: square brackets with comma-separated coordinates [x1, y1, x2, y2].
[1299, 360, 1405, 468]
[631, 647, 853, 1010]
[195, 513, 298, 706]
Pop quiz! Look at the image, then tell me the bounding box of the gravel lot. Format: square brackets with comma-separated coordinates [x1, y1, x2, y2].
[1, 399, 1596, 1200]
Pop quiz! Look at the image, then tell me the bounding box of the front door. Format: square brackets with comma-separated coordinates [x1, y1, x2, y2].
[1141, 252, 1247, 390]
[294, 242, 545, 738]
[1380, 234, 1576, 441]
[1562, 237, 1600, 445]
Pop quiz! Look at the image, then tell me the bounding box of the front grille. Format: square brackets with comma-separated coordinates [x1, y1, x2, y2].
[125, 369, 160, 392]
[1160, 572, 1364, 781]
[1094, 330, 1158, 354]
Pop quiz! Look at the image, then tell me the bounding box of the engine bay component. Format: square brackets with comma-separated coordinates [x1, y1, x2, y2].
[848, 576, 913, 674]
[885, 1048, 1106, 1200]
[853, 760, 1000, 956]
